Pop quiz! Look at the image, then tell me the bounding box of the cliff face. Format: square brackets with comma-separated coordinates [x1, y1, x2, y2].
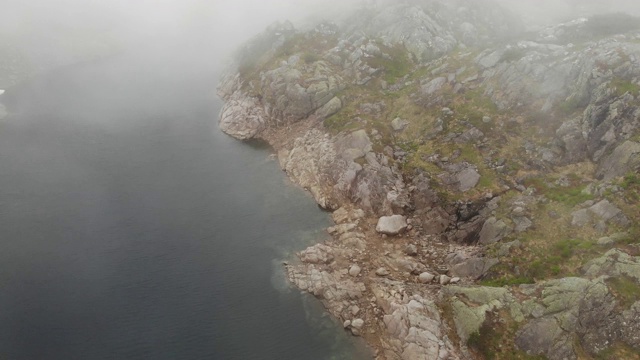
[218, 1, 640, 359]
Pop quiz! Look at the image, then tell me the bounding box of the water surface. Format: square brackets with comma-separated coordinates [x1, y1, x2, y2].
[0, 41, 369, 359]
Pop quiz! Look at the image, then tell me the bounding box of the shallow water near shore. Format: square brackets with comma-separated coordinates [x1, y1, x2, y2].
[0, 39, 370, 359]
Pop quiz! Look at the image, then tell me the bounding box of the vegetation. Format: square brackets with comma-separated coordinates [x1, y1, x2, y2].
[596, 343, 640, 360]
[467, 311, 546, 360]
[523, 175, 593, 207]
[611, 77, 640, 97]
[365, 42, 413, 84]
[607, 276, 640, 309]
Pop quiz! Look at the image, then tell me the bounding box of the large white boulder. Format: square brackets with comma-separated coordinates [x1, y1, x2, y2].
[375, 215, 407, 235]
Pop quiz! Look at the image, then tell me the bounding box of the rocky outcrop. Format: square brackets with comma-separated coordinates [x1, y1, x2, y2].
[597, 140, 640, 180]
[219, 89, 267, 139]
[219, 2, 640, 358]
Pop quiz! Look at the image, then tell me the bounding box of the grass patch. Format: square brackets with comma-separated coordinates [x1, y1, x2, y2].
[366, 42, 413, 84]
[523, 176, 593, 207]
[611, 77, 640, 97]
[607, 276, 640, 309]
[596, 342, 640, 360]
[556, 96, 584, 116]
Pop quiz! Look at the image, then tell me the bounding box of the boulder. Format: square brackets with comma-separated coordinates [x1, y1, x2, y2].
[456, 168, 481, 192]
[478, 217, 512, 244]
[404, 244, 418, 256]
[588, 199, 629, 226]
[351, 318, 364, 329]
[376, 267, 390, 276]
[571, 209, 590, 227]
[421, 77, 447, 95]
[450, 257, 499, 279]
[391, 117, 410, 131]
[419, 272, 435, 283]
[314, 96, 342, 119]
[376, 215, 408, 235]
[349, 264, 362, 277]
[596, 141, 640, 180]
[219, 92, 266, 140]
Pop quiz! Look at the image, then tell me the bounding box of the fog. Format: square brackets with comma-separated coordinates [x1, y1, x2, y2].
[0, 0, 358, 76]
[2, 0, 640, 77]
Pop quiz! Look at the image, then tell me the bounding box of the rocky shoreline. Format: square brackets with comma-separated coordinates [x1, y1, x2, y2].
[217, 2, 640, 359]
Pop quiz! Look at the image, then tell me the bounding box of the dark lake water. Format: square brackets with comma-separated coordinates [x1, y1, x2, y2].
[0, 40, 369, 359]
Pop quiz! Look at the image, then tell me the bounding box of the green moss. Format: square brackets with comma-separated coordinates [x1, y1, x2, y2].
[611, 78, 640, 97]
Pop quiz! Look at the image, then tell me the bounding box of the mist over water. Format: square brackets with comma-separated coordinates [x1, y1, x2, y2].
[0, 35, 369, 359]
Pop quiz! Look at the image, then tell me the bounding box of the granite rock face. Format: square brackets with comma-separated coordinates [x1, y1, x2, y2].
[218, 2, 640, 358]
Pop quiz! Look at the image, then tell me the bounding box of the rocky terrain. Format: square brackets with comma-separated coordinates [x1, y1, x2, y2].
[217, 1, 640, 359]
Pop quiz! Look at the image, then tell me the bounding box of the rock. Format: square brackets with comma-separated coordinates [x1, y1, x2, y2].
[456, 168, 481, 192]
[332, 207, 350, 224]
[327, 223, 357, 235]
[419, 272, 435, 283]
[571, 209, 590, 227]
[482, 116, 492, 123]
[515, 277, 618, 359]
[351, 305, 360, 316]
[450, 257, 499, 279]
[219, 92, 266, 140]
[456, 127, 484, 143]
[583, 249, 640, 282]
[351, 318, 364, 329]
[404, 244, 418, 256]
[343, 320, 351, 328]
[439, 275, 451, 285]
[478, 217, 512, 244]
[376, 215, 408, 235]
[597, 237, 614, 246]
[445, 286, 516, 342]
[298, 244, 334, 264]
[512, 216, 533, 233]
[477, 49, 504, 69]
[376, 267, 390, 276]
[596, 141, 640, 180]
[450, 277, 461, 284]
[588, 199, 629, 226]
[391, 117, 410, 131]
[314, 96, 342, 119]
[349, 265, 362, 277]
[498, 240, 522, 256]
[421, 77, 447, 95]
